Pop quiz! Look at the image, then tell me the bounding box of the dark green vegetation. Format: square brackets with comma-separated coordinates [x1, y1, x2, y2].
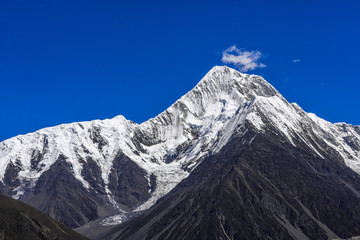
[0, 194, 88, 240]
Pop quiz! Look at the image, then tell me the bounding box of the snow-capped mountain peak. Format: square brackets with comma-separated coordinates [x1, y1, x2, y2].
[1, 66, 360, 229]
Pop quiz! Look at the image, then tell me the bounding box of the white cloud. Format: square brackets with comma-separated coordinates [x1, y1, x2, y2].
[293, 59, 301, 63]
[221, 45, 266, 72]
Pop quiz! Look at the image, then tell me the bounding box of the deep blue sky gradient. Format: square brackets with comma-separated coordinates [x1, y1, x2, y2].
[1, 0, 359, 141]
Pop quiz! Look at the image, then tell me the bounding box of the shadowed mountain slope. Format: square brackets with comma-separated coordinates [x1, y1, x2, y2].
[102, 120, 360, 240]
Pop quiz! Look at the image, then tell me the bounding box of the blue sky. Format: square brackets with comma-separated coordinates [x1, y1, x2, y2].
[1, 0, 359, 141]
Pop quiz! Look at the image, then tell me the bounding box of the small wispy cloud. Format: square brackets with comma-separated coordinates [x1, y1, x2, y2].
[292, 59, 301, 63]
[221, 45, 266, 72]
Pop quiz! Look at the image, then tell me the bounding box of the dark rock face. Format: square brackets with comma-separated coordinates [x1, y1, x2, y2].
[0, 194, 88, 240]
[2, 162, 21, 193]
[21, 155, 108, 228]
[80, 156, 106, 194]
[30, 135, 48, 170]
[108, 152, 153, 209]
[103, 126, 360, 240]
[89, 126, 108, 151]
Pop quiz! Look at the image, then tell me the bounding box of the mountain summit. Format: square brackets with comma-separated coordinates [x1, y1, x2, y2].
[1, 66, 360, 239]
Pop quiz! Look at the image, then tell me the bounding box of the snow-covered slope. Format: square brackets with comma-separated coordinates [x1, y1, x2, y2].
[0, 67, 276, 200]
[0, 66, 359, 228]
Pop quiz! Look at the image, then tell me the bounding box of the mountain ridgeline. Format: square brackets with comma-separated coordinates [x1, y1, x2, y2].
[1, 66, 360, 239]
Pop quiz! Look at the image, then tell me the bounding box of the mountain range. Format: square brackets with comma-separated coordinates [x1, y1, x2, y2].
[1, 66, 360, 239]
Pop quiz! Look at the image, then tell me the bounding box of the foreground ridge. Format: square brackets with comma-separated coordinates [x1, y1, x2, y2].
[0, 193, 88, 240]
